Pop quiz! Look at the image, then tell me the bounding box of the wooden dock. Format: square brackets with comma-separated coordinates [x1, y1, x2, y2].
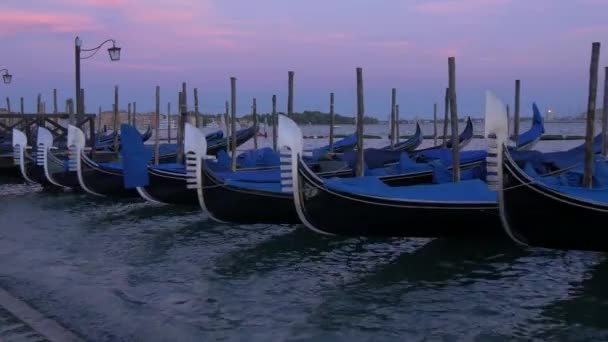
[0, 113, 96, 142]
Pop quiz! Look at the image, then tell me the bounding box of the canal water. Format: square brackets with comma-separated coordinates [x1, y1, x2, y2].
[1, 122, 608, 341]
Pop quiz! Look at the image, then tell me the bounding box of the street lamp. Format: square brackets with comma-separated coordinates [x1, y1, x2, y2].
[75, 36, 121, 115]
[0, 69, 12, 84]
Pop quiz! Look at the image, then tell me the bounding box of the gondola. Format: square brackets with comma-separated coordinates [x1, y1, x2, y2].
[186, 114, 490, 225]
[312, 132, 358, 155]
[68, 125, 142, 198]
[184, 123, 300, 223]
[68, 123, 236, 199]
[12, 128, 65, 190]
[134, 131, 359, 205]
[414, 117, 474, 154]
[283, 92, 509, 237]
[0, 142, 18, 176]
[497, 138, 608, 252]
[37, 127, 82, 189]
[207, 125, 257, 156]
[513, 103, 545, 151]
[381, 122, 423, 152]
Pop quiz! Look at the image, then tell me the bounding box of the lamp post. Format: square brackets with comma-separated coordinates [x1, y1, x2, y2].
[0, 69, 12, 84]
[75, 36, 121, 115]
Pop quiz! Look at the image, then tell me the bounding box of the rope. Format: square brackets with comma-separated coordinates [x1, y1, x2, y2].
[501, 161, 583, 192]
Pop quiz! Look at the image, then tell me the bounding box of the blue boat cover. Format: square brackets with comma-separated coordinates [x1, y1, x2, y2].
[324, 177, 496, 202]
[151, 163, 187, 174]
[213, 148, 281, 170]
[416, 149, 487, 166]
[524, 157, 608, 188]
[524, 161, 608, 204]
[512, 134, 602, 173]
[341, 148, 403, 169]
[237, 147, 281, 168]
[516, 103, 545, 147]
[120, 124, 153, 188]
[431, 161, 486, 184]
[155, 144, 178, 156]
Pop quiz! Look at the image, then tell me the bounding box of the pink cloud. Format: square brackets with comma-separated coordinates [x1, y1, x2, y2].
[130, 9, 195, 24]
[59, 0, 124, 8]
[414, 0, 511, 14]
[0, 9, 99, 34]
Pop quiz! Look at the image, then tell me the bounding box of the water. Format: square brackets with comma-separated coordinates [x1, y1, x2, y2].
[1, 122, 608, 341]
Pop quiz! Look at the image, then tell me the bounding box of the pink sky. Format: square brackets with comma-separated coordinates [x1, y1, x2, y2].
[2, 0, 608, 118]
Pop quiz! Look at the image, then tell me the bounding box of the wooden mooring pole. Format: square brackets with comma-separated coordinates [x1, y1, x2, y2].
[194, 88, 201, 128]
[433, 103, 438, 146]
[224, 101, 230, 138]
[154, 86, 160, 165]
[506, 104, 511, 137]
[230, 77, 237, 171]
[396, 103, 400, 143]
[390, 88, 396, 147]
[448, 57, 460, 182]
[113, 85, 119, 152]
[178, 84, 187, 163]
[20, 97, 24, 115]
[442, 87, 449, 147]
[127, 103, 132, 127]
[329, 92, 335, 151]
[252, 98, 258, 149]
[602, 67, 608, 158]
[133, 102, 137, 127]
[514, 79, 521, 141]
[356, 67, 365, 177]
[181, 82, 188, 149]
[97, 106, 102, 134]
[53, 89, 58, 114]
[5, 98, 10, 114]
[80, 88, 85, 116]
[583, 42, 601, 188]
[177, 92, 183, 160]
[288, 71, 294, 118]
[167, 102, 172, 144]
[272, 94, 278, 151]
[155, 86, 160, 165]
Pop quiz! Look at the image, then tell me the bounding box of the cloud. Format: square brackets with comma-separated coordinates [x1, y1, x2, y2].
[414, 0, 511, 14]
[59, 0, 124, 8]
[0, 9, 99, 34]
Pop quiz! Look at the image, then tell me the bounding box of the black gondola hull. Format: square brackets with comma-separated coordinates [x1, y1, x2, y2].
[27, 164, 60, 189]
[297, 159, 502, 238]
[80, 155, 139, 198]
[142, 168, 197, 204]
[201, 165, 298, 224]
[501, 150, 608, 251]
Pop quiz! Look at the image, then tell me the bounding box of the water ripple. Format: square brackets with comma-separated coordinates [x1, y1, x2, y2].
[0, 184, 608, 341]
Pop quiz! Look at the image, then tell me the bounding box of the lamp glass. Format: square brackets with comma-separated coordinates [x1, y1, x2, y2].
[108, 46, 121, 61]
[2, 73, 12, 84]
